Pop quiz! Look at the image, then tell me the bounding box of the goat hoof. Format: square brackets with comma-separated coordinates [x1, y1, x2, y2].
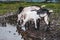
[45, 27, 50, 32]
[35, 28, 37, 30]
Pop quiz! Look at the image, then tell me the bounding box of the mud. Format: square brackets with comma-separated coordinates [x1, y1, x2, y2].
[0, 12, 60, 40]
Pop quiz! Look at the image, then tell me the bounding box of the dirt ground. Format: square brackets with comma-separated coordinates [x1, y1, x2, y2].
[0, 13, 60, 40]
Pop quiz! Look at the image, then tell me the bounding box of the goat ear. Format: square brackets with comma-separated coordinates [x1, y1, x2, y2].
[49, 10, 53, 13]
[18, 6, 24, 14]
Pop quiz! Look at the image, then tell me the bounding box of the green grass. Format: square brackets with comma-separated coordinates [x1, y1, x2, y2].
[0, 2, 60, 15]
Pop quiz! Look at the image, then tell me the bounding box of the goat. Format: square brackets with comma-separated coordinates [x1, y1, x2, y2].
[17, 5, 53, 31]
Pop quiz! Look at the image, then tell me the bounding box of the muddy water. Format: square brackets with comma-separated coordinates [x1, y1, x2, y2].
[0, 13, 60, 40]
[0, 23, 24, 40]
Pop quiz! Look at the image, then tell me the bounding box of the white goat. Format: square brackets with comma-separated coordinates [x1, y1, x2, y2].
[17, 5, 53, 30]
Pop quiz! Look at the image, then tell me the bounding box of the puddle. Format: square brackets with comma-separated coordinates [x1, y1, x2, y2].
[0, 23, 24, 40]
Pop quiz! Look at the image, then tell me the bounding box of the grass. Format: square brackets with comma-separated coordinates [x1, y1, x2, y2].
[0, 2, 60, 15]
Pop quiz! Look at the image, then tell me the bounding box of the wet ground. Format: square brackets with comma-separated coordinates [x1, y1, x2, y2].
[0, 23, 24, 40]
[0, 13, 60, 40]
[0, 13, 25, 40]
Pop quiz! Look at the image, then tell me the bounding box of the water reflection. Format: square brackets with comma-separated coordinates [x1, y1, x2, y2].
[0, 14, 24, 40]
[0, 23, 24, 40]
